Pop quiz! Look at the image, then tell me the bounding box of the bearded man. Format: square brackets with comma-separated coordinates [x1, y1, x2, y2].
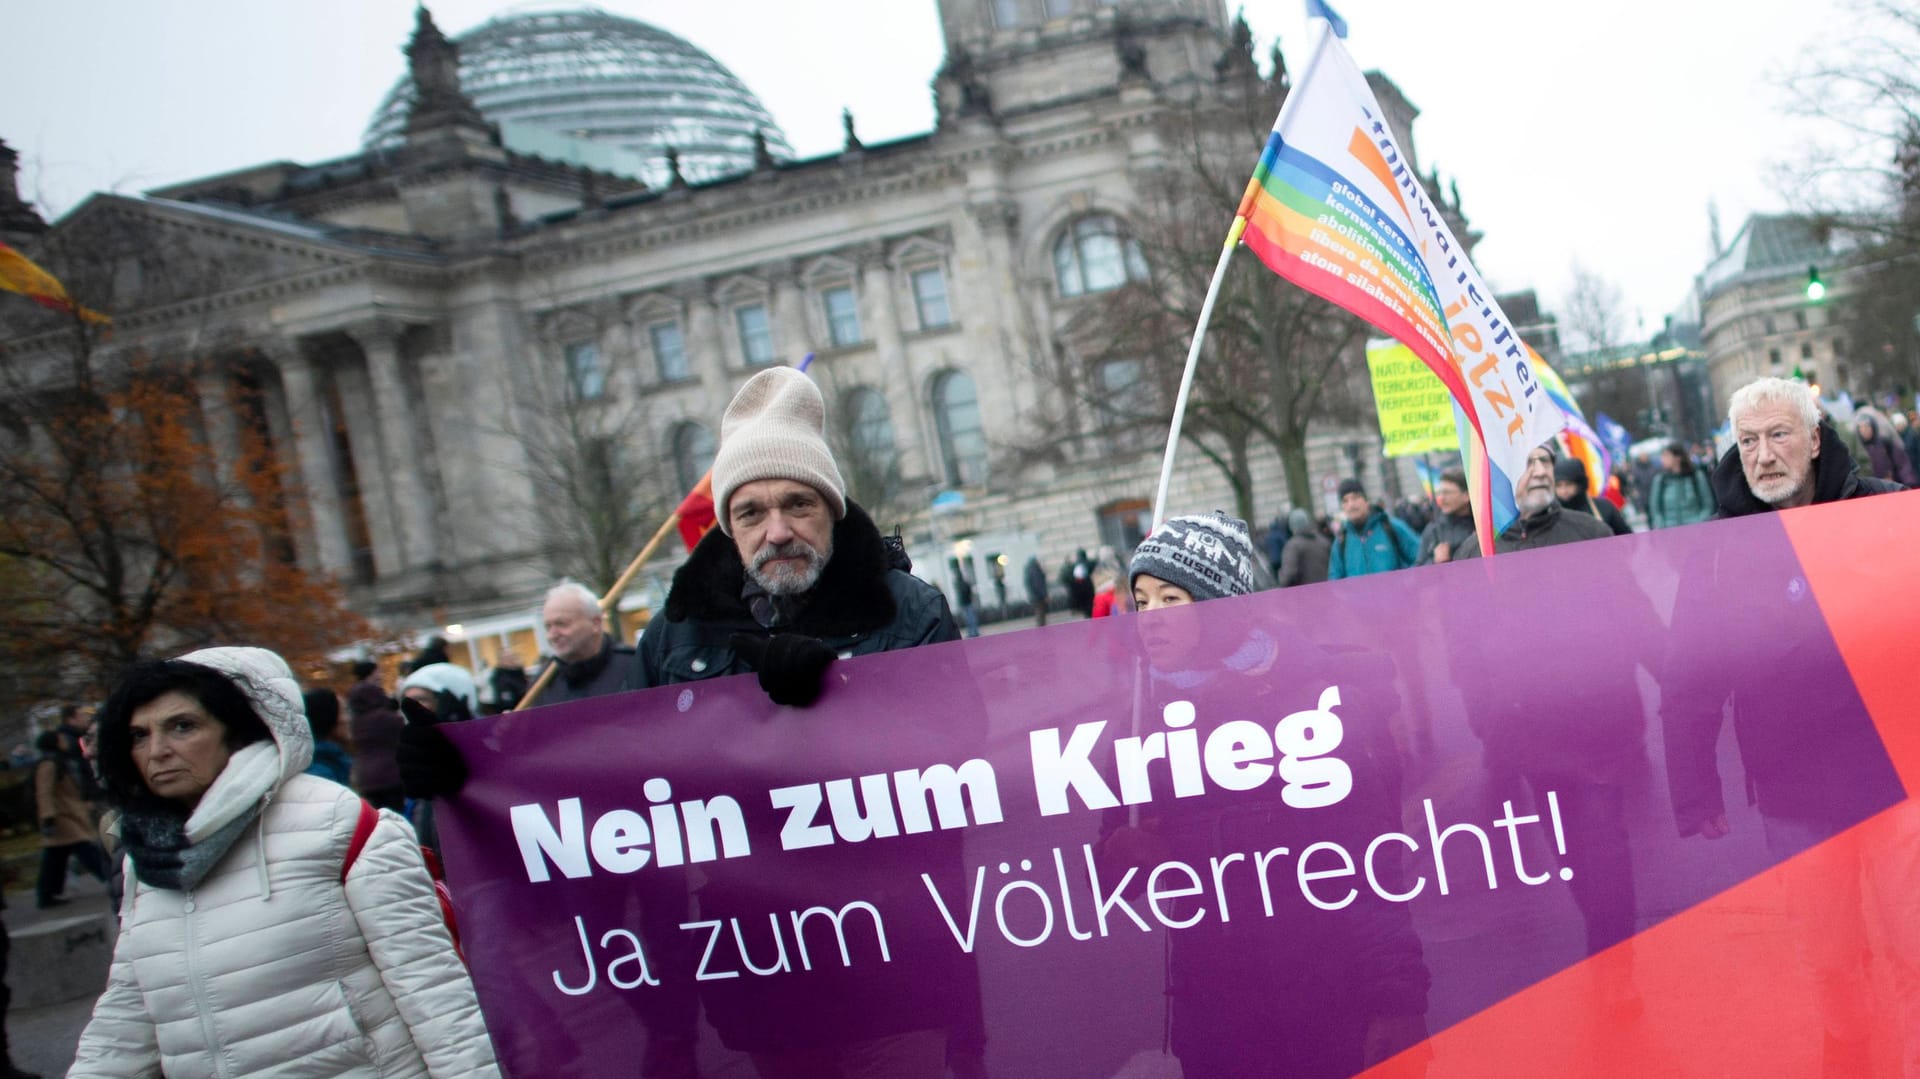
[1458, 441, 1614, 557]
[631, 366, 958, 704]
[1712, 376, 1905, 515]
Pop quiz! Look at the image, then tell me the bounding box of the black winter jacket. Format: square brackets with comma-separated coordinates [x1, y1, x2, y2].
[536, 634, 635, 706]
[1456, 501, 1613, 557]
[629, 501, 958, 690]
[1559, 492, 1633, 536]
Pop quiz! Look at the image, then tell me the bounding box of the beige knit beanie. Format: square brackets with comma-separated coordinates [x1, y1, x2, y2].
[711, 367, 847, 534]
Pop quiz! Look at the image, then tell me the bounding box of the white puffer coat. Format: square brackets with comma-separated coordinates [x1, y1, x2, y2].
[69, 646, 500, 1078]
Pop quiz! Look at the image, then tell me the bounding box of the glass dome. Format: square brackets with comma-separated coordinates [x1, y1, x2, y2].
[364, 8, 794, 188]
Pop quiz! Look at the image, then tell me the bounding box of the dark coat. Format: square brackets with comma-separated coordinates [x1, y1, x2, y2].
[1022, 556, 1048, 604]
[1710, 420, 1905, 518]
[345, 681, 403, 797]
[1275, 533, 1330, 587]
[1456, 501, 1614, 557]
[631, 501, 958, 690]
[536, 634, 635, 706]
[1560, 492, 1632, 536]
[1415, 508, 1476, 565]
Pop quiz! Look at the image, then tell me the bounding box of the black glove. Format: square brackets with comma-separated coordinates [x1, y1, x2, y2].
[729, 632, 836, 707]
[396, 699, 469, 799]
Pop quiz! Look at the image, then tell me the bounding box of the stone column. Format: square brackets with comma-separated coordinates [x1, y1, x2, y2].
[966, 198, 1029, 423]
[272, 343, 354, 578]
[682, 281, 730, 419]
[351, 320, 438, 570]
[194, 364, 247, 502]
[860, 249, 928, 482]
[331, 357, 401, 579]
[767, 260, 812, 364]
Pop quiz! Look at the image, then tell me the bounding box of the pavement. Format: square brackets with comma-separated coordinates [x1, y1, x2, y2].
[975, 607, 1088, 638]
[6, 871, 115, 1078]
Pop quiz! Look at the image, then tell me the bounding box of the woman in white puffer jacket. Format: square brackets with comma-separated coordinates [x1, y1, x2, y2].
[69, 646, 499, 1078]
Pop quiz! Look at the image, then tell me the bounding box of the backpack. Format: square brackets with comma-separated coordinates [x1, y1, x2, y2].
[341, 799, 465, 963]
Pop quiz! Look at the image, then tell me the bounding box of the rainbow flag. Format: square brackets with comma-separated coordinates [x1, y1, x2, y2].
[0, 241, 109, 324]
[1531, 349, 1610, 497]
[1232, 26, 1563, 552]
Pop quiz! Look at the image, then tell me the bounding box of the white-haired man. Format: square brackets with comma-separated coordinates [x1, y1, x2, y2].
[1457, 441, 1612, 557]
[1711, 376, 1906, 515]
[629, 365, 958, 704]
[535, 579, 634, 706]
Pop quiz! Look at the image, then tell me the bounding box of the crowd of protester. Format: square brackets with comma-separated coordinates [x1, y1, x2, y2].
[9, 373, 1909, 1078]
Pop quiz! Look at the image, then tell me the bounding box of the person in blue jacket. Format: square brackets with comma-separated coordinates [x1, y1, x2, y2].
[1327, 479, 1420, 580]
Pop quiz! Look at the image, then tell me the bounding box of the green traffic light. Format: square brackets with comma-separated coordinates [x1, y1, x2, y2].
[1806, 265, 1826, 302]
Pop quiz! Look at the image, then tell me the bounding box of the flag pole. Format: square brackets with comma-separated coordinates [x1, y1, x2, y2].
[1151, 216, 1247, 528]
[514, 505, 688, 712]
[1149, 23, 1335, 527]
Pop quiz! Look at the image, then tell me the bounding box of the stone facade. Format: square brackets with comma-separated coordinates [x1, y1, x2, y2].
[0, 1, 1474, 651]
[1699, 213, 1855, 410]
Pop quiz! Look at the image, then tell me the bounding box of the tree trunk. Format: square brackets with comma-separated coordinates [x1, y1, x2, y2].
[1228, 432, 1255, 525]
[1278, 427, 1313, 514]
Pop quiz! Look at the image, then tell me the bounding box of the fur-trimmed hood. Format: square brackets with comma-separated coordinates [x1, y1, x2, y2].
[664, 500, 898, 636]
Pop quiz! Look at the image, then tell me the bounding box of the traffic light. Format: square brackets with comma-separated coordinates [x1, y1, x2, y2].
[1806, 265, 1826, 302]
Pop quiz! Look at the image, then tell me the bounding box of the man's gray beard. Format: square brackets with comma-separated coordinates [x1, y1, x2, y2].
[748, 538, 832, 595]
[1517, 487, 1554, 516]
[1752, 475, 1801, 505]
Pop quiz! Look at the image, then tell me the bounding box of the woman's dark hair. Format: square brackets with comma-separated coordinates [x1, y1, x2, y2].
[303, 688, 341, 744]
[94, 660, 274, 808]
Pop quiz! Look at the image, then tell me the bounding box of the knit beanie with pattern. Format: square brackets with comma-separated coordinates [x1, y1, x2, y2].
[1128, 511, 1258, 603]
[711, 367, 847, 535]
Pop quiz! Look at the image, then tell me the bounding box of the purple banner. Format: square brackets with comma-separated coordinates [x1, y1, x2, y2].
[438, 511, 1904, 1078]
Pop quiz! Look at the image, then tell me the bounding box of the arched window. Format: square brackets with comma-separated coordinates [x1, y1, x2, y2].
[670, 422, 716, 494]
[841, 387, 900, 503]
[932, 370, 988, 487]
[1096, 357, 1152, 451]
[845, 388, 898, 475]
[1053, 214, 1149, 298]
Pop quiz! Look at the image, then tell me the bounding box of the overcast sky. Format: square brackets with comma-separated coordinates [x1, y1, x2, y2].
[2, 0, 1867, 340]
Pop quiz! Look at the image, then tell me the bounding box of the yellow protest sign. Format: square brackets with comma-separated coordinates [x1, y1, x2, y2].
[1365, 339, 1455, 457]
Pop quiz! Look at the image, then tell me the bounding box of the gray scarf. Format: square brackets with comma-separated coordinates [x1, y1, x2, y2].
[119, 797, 265, 892]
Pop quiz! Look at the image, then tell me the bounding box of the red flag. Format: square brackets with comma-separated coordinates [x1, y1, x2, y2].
[675, 472, 715, 551]
[0, 241, 110, 324]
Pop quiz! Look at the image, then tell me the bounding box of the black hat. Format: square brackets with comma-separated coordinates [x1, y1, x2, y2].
[1336, 478, 1366, 501]
[1553, 456, 1589, 491]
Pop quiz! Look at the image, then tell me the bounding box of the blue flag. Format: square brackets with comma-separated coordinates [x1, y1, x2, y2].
[1306, 0, 1349, 38]
[1594, 412, 1632, 464]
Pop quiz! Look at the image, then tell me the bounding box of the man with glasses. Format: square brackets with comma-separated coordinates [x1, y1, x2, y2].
[629, 366, 958, 702]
